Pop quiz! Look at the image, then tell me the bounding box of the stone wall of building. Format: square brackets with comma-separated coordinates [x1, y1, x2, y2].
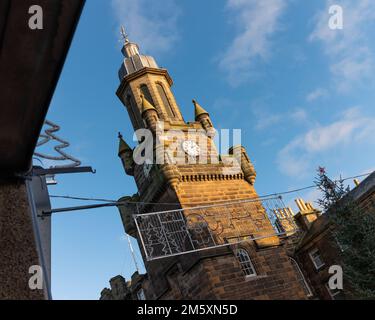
[294, 174, 375, 300]
[0, 179, 45, 299]
[295, 230, 340, 300]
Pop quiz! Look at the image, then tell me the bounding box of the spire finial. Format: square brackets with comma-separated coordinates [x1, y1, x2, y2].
[118, 132, 123, 139]
[120, 25, 129, 43]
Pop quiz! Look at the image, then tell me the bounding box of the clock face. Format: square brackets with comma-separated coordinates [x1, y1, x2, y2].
[182, 140, 200, 157]
[143, 162, 153, 177]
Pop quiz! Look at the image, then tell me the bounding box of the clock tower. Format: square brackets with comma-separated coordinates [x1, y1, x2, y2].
[115, 31, 307, 300]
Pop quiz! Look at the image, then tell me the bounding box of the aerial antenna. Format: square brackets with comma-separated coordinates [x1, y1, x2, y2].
[127, 234, 140, 274]
[120, 25, 129, 43]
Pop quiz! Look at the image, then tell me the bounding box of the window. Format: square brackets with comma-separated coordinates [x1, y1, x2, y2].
[289, 258, 313, 297]
[274, 218, 285, 234]
[309, 248, 325, 270]
[156, 83, 175, 118]
[325, 283, 343, 300]
[236, 249, 257, 277]
[140, 84, 155, 106]
[126, 95, 141, 128]
[137, 288, 146, 300]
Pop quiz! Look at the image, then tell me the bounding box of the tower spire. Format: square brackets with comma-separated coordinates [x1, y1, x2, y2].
[120, 26, 140, 58]
[118, 25, 159, 80]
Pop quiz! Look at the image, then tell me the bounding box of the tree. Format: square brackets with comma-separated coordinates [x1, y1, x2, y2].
[315, 167, 375, 299]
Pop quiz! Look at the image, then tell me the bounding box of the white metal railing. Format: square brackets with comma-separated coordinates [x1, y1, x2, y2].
[133, 196, 298, 261]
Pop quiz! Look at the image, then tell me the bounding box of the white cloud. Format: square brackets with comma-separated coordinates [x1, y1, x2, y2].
[253, 107, 307, 130]
[277, 107, 375, 177]
[254, 111, 282, 130]
[219, 0, 287, 85]
[309, 0, 375, 92]
[306, 88, 328, 102]
[111, 0, 181, 54]
[290, 108, 308, 122]
[330, 48, 373, 91]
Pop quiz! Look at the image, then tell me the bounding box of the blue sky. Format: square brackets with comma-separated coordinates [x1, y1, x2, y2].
[40, 0, 375, 299]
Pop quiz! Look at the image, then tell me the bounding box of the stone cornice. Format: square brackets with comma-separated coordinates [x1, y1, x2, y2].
[181, 173, 244, 182]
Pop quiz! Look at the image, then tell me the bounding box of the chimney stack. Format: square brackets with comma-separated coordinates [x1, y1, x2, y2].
[293, 198, 321, 231]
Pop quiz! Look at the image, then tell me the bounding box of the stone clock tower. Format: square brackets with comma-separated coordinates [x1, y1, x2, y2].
[115, 31, 307, 300]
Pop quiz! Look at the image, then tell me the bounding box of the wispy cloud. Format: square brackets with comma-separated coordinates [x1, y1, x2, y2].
[253, 107, 308, 130]
[277, 107, 375, 177]
[290, 108, 308, 122]
[219, 0, 287, 85]
[309, 0, 375, 92]
[253, 110, 282, 130]
[306, 88, 328, 102]
[111, 0, 181, 54]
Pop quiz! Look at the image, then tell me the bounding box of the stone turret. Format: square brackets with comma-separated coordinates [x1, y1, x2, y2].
[229, 145, 256, 185]
[193, 99, 215, 136]
[117, 195, 138, 238]
[118, 133, 134, 176]
[140, 94, 159, 133]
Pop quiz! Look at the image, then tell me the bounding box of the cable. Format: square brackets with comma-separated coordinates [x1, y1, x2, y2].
[259, 172, 372, 198]
[44, 171, 374, 215]
[260, 185, 316, 198]
[127, 235, 140, 274]
[49, 171, 373, 207]
[49, 195, 181, 206]
[50, 195, 118, 203]
[46, 195, 283, 215]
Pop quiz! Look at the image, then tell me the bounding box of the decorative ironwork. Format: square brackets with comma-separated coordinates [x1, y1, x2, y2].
[134, 196, 299, 261]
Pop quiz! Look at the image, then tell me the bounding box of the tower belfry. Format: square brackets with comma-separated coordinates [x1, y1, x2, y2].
[115, 29, 307, 300]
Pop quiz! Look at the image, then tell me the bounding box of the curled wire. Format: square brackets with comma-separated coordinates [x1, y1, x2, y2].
[34, 120, 81, 168]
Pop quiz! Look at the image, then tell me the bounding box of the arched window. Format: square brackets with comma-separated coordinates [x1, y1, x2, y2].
[140, 84, 155, 106]
[126, 95, 142, 128]
[156, 83, 175, 118]
[289, 257, 313, 297]
[236, 249, 257, 277]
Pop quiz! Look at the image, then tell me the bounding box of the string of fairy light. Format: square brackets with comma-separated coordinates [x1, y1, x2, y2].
[47, 171, 373, 211]
[46, 171, 373, 274]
